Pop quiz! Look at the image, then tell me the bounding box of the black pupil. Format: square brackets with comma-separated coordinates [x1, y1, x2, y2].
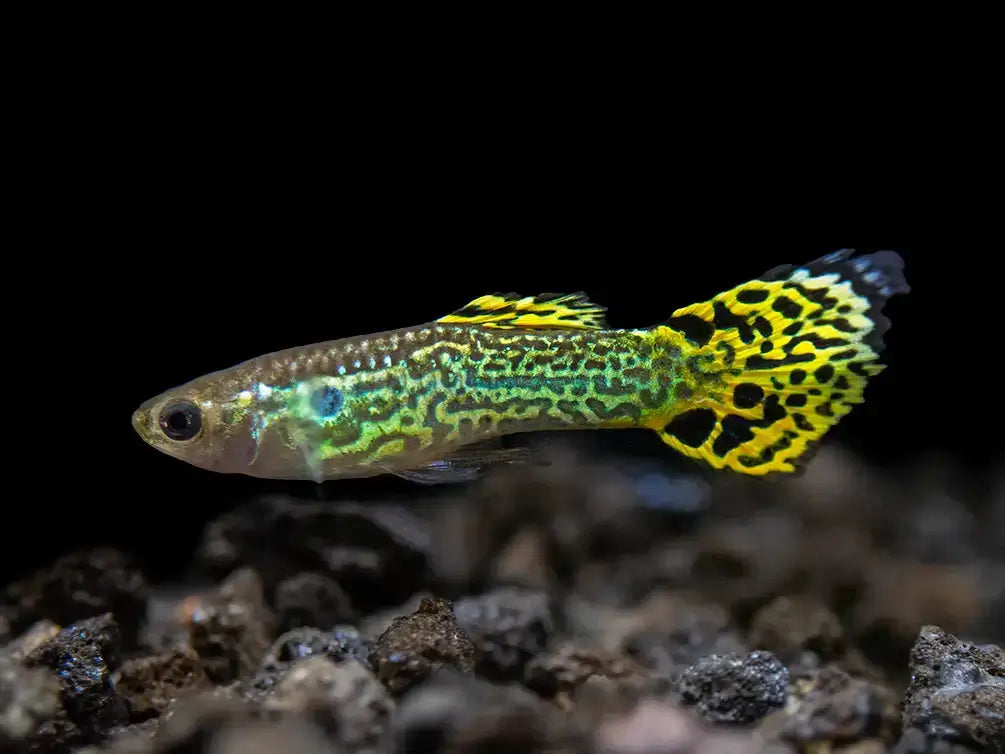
[160, 402, 201, 440]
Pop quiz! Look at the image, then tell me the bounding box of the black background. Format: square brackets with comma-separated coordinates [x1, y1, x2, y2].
[9, 48, 997, 587]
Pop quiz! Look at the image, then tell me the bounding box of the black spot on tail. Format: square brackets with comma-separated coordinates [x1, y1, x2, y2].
[713, 302, 754, 344]
[714, 415, 755, 456]
[814, 364, 835, 383]
[754, 317, 773, 337]
[733, 383, 764, 409]
[712, 395, 787, 458]
[745, 352, 815, 370]
[784, 334, 850, 352]
[667, 314, 714, 347]
[737, 288, 770, 304]
[763, 394, 786, 423]
[784, 282, 839, 310]
[828, 349, 858, 362]
[817, 317, 857, 333]
[772, 296, 803, 319]
[793, 413, 814, 431]
[665, 409, 717, 448]
[816, 402, 834, 417]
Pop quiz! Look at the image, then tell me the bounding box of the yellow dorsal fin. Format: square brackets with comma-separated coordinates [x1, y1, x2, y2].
[437, 292, 608, 330]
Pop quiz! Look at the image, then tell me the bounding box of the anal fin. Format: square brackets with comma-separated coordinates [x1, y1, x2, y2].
[388, 442, 533, 485]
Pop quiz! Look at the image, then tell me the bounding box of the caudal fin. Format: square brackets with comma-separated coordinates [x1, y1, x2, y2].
[655, 249, 909, 476]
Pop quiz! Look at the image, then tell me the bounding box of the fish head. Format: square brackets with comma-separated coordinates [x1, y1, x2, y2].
[131, 369, 262, 475]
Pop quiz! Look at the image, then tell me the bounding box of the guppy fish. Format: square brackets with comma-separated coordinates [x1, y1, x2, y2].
[132, 249, 908, 483]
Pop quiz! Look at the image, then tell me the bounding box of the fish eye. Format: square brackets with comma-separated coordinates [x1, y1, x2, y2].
[312, 385, 344, 418]
[159, 400, 202, 441]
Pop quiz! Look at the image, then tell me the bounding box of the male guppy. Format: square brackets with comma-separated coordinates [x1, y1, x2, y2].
[132, 249, 908, 482]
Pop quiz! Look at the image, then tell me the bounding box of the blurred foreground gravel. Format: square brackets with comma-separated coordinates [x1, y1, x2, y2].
[2, 442, 1003, 753]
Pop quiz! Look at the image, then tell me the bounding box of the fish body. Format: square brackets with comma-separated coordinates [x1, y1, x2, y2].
[132, 249, 908, 482]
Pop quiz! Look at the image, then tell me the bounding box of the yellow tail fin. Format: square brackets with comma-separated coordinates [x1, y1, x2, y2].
[655, 249, 909, 476]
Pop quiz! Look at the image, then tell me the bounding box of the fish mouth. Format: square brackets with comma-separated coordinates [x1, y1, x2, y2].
[131, 402, 161, 447]
[131, 406, 148, 438]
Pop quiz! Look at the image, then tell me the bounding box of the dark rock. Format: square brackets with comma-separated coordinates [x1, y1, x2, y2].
[625, 629, 747, 686]
[453, 586, 556, 681]
[0, 654, 60, 743]
[677, 650, 789, 726]
[748, 594, 846, 664]
[594, 699, 765, 754]
[358, 594, 428, 644]
[263, 625, 369, 670]
[187, 568, 275, 684]
[901, 625, 1005, 752]
[24, 612, 128, 742]
[273, 572, 357, 632]
[196, 495, 430, 613]
[266, 656, 392, 752]
[18, 715, 82, 754]
[893, 726, 987, 754]
[774, 665, 900, 747]
[73, 720, 158, 753]
[391, 668, 552, 754]
[252, 625, 370, 697]
[368, 598, 475, 696]
[3, 549, 147, 649]
[2, 619, 61, 662]
[524, 642, 654, 701]
[113, 646, 208, 721]
[621, 592, 747, 683]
